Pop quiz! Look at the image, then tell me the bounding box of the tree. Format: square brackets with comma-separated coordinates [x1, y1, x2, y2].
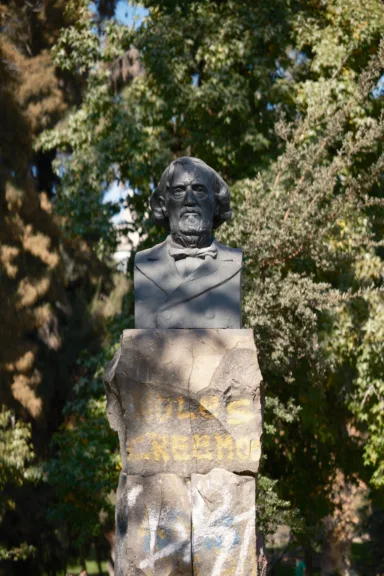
[0, 1, 119, 571]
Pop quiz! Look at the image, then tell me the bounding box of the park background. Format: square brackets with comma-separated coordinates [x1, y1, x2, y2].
[1, 0, 384, 574]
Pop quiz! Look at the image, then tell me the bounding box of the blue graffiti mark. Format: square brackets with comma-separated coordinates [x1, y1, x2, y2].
[156, 529, 174, 550]
[203, 535, 223, 550]
[143, 534, 150, 553]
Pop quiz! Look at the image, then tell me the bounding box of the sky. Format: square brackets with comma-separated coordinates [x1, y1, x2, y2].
[115, 1, 148, 27]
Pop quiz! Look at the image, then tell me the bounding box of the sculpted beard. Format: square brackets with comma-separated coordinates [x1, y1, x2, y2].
[171, 206, 213, 248]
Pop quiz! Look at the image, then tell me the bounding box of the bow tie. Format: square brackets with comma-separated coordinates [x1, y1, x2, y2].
[169, 246, 218, 261]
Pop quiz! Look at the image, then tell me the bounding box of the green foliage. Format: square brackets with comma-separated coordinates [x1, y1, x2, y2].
[37, 0, 384, 562]
[47, 394, 119, 546]
[0, 543, 36, 563]
[0, 408, 37, 491]
[257, 474, 305, 538]
[38, 0, 299, 255]
[348, 294, 384, 487]
[0, 408, 40, 561]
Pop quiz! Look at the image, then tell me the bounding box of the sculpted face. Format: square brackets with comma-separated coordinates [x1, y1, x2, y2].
[164, 163, 216, 246]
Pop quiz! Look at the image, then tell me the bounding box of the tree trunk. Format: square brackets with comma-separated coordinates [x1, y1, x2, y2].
[95, 544, 104, 576]
[305, 543, 313, 576]
[257, 531, 268, 576]
[321, 529, 351, 575]
[104, 530, 115, 576]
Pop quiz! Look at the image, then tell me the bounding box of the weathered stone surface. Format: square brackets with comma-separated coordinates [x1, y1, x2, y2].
[104, 329, 263, 476]
[191, 469, 257, 576]
[115, 472, 192, 576]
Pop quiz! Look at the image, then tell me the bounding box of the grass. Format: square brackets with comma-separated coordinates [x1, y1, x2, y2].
[63, 560, 108, 575]
[47, 559, 109, 576]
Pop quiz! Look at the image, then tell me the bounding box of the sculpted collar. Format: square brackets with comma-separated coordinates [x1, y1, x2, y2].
[169, 244, 218, 261]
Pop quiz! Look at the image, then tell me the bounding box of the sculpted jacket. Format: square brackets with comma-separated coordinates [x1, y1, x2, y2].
[134, 236, 242, 329]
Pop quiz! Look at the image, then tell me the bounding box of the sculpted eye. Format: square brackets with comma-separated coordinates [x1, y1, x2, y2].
[172, 187, 184, 196]
[195, 186, 206, 196]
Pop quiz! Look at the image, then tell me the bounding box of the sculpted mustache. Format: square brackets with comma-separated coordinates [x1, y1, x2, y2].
[179, 207, 202, 216]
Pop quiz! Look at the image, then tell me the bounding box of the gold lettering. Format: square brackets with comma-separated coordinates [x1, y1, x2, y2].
[250, 439, 261, 461]
[178, 396, 196, 420]
[215, 434, 234, 460]
[227, 399, 254, 425]
[192, 435, 212, 460]
[171, 436, 190, 461]
[199, 395, 220, 419]
[236, 437, 250, 460]
[151, 434, 170, 461]
[128, 435, 151, 461]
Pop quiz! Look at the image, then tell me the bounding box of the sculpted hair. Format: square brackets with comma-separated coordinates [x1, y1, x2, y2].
[150, 157, 232, 230]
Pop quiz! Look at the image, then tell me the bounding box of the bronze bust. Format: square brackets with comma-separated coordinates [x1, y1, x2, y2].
[134, 157, 242, 328]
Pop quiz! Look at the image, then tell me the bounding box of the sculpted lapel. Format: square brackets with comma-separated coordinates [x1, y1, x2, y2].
[157, 240, 241, 314]
[135, 239, 182, 294]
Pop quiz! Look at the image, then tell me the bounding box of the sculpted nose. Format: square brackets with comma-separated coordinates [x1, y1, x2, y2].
[185, 186, 196, 205]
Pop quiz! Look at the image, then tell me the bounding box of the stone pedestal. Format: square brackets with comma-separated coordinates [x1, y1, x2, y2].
[105, 329, 263, 575]
[115, 473, 192, 576]
[192, 469, 257, 576]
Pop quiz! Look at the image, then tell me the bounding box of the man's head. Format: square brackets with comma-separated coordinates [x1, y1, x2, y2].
[150, 157, 232, 247]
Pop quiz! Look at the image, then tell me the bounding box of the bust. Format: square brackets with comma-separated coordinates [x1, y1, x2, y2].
[134, 157, 242, 328]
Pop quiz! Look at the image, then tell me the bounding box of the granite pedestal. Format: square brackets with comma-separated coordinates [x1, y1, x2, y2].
[105, 329, 263, 575]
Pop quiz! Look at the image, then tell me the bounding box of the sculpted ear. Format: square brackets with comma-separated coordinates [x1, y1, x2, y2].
[159, 196, 167, 217]
[212, 171, 232, 229]
[150, 165, 171, 229]
[150, 193, 167, 223]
